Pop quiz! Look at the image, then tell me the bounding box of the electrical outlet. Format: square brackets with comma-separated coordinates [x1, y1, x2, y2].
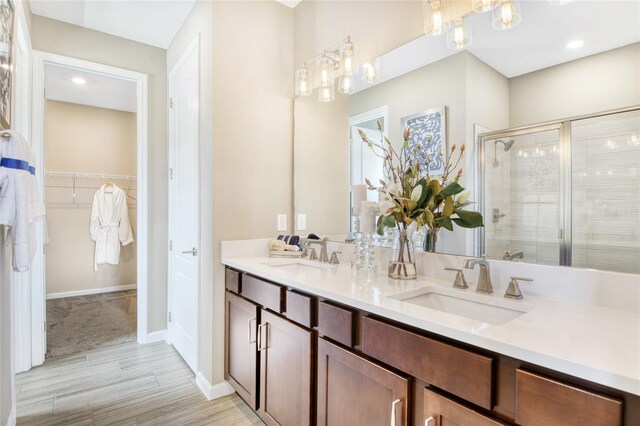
[277, 214, 288, 231]
[296, 214, 306, 231]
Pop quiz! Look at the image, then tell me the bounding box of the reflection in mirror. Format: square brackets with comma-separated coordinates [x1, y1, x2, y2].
[293, 0, 640, 274]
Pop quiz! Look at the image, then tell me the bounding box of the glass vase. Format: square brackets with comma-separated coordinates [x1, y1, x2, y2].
[388, 226, 417, 280]
[424, 227, 440, 253]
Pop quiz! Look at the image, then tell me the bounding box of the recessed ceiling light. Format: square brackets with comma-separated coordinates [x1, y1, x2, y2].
[566, 40, 584, 49]
[72, 77, 86, 85]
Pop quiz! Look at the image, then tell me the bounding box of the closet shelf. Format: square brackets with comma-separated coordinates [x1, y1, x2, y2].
[45, 171, 137, 205]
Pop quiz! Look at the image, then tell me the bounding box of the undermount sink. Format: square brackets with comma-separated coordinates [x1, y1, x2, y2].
[264, 259, 332, 272]
[388, 286, 533, 326]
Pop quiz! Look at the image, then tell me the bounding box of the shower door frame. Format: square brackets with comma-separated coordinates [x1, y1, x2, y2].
[477, 105, 640, 267]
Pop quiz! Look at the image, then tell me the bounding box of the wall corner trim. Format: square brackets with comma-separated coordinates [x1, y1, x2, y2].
[195, 373, 234, 401]
[141, 330, 167, 344]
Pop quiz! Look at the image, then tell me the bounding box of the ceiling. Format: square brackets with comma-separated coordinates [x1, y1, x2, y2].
[30, 0, 197, 48]
[275, 0, 302, 8]
[45, 64, 138, 113]
[354, 0, 640, 93]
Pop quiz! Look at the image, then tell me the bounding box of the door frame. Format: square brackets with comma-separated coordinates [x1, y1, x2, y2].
[167, 34, 200, 373]
[30, 51, 150, 366]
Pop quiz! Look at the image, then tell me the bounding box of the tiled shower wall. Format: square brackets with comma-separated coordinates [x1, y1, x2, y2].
[571, 110, 640, 274]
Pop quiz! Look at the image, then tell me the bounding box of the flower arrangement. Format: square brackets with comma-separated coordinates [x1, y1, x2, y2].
[358, 123, 483, 278]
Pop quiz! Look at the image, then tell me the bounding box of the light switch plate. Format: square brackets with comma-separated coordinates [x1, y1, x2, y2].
[296, 214, 306, 231]
[277, 214, 288, 231]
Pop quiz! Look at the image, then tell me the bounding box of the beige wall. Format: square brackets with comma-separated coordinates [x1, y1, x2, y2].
[294, 95, 349, 235]
[32, 16, 168, 332]
[166, 0, 215, 383]
[509, 43, 640, 127]
[211, 0, 294, 384]
[44, 100, 137, 295]
[294, 1, 422, 71]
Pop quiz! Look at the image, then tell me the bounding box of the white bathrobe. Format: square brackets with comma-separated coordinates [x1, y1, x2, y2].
[90, 184, 133, 270]
[0, 130, 46, 272]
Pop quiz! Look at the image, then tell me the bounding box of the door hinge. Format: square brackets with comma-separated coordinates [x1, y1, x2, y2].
[556, 229, 563, 239]
[169, 240, 173, 251]
[169, 168, 174, 180]
[169, 98, 173, 108]
[168, 312, 172, 323]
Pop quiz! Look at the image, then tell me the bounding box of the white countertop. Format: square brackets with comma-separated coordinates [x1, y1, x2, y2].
[222, 256, 640, 396]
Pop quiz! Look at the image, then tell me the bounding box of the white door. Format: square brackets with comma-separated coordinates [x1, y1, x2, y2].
[168, 38, 200, 372]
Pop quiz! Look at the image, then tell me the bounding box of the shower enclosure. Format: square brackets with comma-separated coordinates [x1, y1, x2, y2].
[479, 107, 640, 274]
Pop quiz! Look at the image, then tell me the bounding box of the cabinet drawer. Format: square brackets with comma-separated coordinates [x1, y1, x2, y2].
[317, 301, 354, 347]
[360, 316, 493, 410]
[285, 290, 315, 328]
[225, 268, 241, 294]
[515, 369, 622, 426]
[241, 275, 283, 313]
[423, 388, 507, 426]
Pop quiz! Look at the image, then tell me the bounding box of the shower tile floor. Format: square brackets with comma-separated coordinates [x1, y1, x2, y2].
[46, 290, 137, 359]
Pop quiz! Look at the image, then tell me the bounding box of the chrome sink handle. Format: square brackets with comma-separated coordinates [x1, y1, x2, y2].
[505, 276, 533, 300]
[444, 268, 469, 289]
[329, 251, 341, 265]
[308, 247, 318, 261]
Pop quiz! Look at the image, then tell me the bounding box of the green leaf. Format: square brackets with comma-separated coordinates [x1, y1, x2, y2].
[453, 210, 484, 228]
[440, 182, 465, 198]
[435, 216, 454, 231]
[382, 215, 397, 228]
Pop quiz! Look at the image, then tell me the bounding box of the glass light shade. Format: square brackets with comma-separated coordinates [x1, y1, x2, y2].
[446, 19, 472, 50]
[340, 41, 355, 75]
[338, 74, 354, 95]
[318, 78, 335, 102]
[295, 68, 312, 96]
[492, 0, 521, 30]
[472, 0, 498, 13]
[361, 61, 379, 85]
[423, 0, 450, 36]
[316, 57, 333, 87]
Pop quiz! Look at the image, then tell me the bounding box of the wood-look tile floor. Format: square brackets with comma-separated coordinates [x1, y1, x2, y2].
[16, 341, 263, 426]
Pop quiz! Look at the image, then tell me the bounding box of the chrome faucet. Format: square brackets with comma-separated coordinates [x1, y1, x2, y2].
[463, 257, 493, 294]
[302, 239, 329, 263]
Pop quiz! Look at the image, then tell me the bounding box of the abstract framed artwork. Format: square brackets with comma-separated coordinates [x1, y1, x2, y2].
[401, 106, 447, 176]
[0, 0, 13, 130]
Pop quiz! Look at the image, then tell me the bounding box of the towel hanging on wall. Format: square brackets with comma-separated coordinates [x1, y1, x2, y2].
[0, 130, 46, 272]
[89, 183, 133, 271]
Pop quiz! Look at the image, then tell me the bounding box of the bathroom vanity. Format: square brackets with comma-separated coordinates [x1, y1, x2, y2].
[221, 248, 640, 426]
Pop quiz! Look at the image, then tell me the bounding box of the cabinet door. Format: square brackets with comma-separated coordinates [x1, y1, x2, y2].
[259, 309, 313, 426]
[225, 291, 259, 409]
[317, 338, 409, 426]
[423, 388, 507, 426]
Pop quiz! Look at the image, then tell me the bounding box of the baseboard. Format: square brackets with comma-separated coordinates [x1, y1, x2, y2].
[141, 330, 166, 344]
[6, 406, 16, 426]
[195, 372, 235, 401]
[46, 284, 137, 300]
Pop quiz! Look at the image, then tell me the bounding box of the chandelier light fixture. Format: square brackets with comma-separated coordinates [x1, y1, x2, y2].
[423, 0, 450, 36]
[493, 0, 522, 30]
[423, 0, 523, 51]
[294, 37, 379, 102]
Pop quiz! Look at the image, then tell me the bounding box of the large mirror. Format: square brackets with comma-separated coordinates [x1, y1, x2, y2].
[293, 0, 640, 274]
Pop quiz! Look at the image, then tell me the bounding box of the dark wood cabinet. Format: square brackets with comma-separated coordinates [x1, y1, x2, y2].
[258, 309, 313, 426]
[317, 338, 409, 426]
[225, 291, 259, 409]
[515, 369, 623, 426]
[423, 388, 507, 426]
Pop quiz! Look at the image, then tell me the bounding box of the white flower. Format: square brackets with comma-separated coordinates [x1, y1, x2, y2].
[387, 180, 403, 196]
[457, 189, 470, 204]
[378, 191, 395, 214]
[410, 185, 422, 202]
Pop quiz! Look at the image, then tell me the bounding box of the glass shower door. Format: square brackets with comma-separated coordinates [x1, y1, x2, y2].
[571, 109, 640, 274]
[483, 126, 562, 265]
